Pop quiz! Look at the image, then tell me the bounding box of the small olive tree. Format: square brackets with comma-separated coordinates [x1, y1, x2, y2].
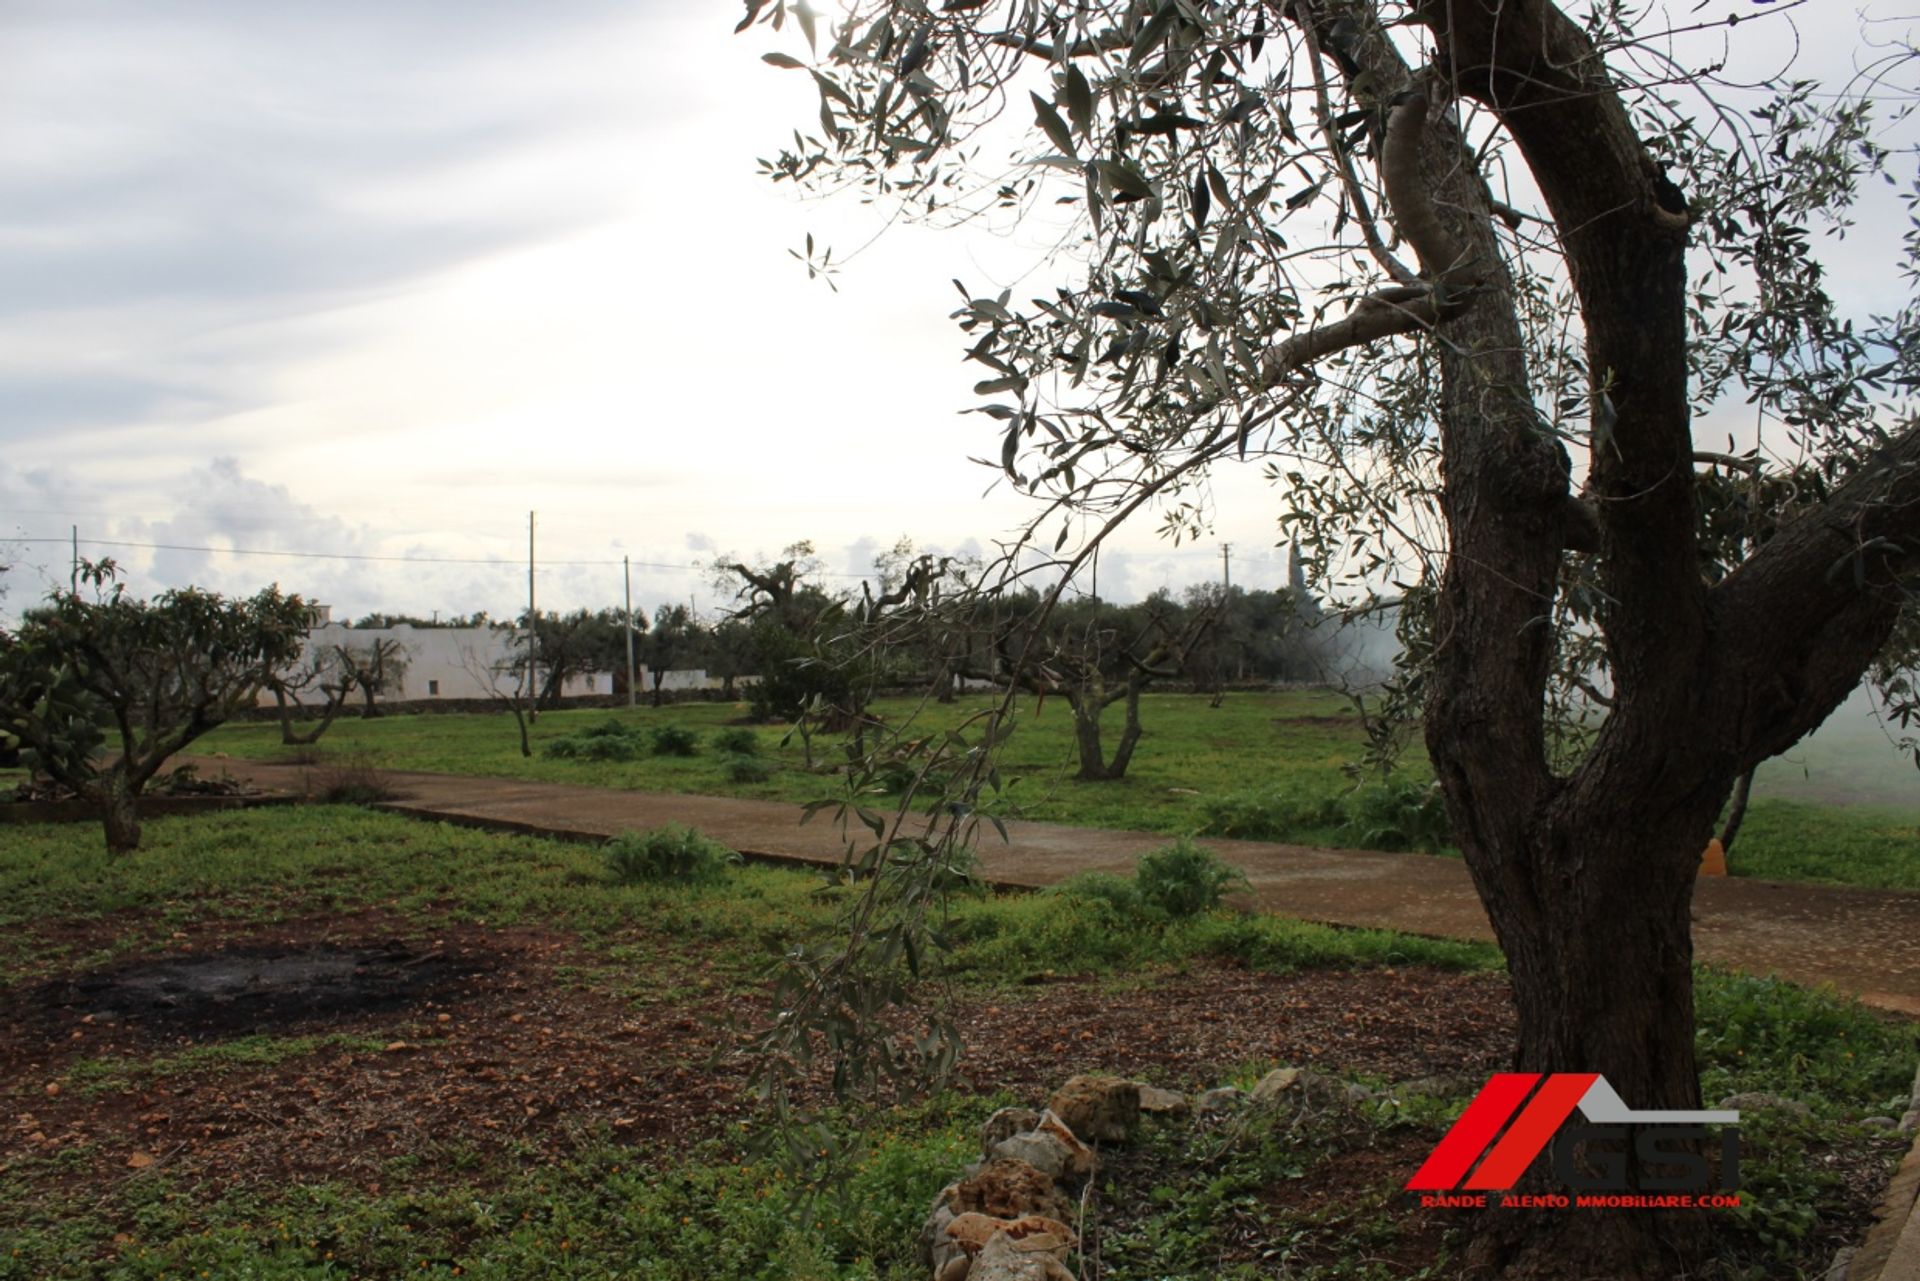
[0, 562, 310, 851]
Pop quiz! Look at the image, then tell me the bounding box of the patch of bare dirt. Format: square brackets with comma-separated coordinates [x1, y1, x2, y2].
[1, 910, 1518, 1240]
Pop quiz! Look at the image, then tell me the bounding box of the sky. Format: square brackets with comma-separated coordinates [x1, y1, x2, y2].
[1, 1, 1916, 629]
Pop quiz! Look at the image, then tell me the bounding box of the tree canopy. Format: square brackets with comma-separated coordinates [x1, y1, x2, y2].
[0, 562, 310, 851]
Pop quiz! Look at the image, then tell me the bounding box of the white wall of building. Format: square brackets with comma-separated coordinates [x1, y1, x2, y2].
[261, 622, 606, 705]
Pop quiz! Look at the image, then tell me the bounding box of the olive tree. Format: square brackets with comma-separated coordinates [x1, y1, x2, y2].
[742, 0, 1920, 1273]
[0, 562, 310, 851]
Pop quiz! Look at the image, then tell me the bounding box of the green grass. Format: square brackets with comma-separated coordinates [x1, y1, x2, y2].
[193, 691, 1920, 890]
[61, 1033, 388, 1096]
[0, 1100, 988, 1281]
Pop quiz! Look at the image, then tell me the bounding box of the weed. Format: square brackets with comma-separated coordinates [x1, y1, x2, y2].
[723, 754, 773, 784]
[712, 727, 761, 756]
[544, 721, 649, 762]
[308, 753, 398, 805]
[651, 725, 701, 757]
[604, 824, 739, 885]
[1136, 836, 1251, 917]
[1200, 782, 1344, 841]
[1340, 779, 1453, 854]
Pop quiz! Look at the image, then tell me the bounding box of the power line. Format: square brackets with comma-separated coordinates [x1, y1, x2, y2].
[8, 536, 665, 570]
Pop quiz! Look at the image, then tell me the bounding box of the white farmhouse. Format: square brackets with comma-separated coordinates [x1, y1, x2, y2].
[261, 608, 609, 707]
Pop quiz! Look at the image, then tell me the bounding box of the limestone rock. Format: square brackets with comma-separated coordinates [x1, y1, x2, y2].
[950, 1158, 1073, 1224]
[980, 1106, 1042, 1159]
[920, 1184, 961, 1272]
[946, 1212, 1076, 1261]
[988, 1111, 1096, 1183]
[1135, 1084, 1191, 1116]
[935, 1255, 971, 1281]
[1196, 1086, 1245, 1114]
[1860, 1115, 1898, 1130]
[1047, 1074, 1140, 1144]
[1251, 1066, 1350, 1107]
[969, 1230, 1077, 1281]
[1395, 1075, 1474, 1100]
[1717, 1092, 1812, 1119]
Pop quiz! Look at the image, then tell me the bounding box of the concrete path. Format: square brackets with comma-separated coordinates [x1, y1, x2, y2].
[188, 757, 1920, 1017]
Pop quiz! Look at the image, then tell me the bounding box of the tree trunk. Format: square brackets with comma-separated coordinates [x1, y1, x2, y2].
[1069, 695, 1112, 781]
[1718, 767, 1755, 853]
[1448, 760, 1726, 1278]
[99, 773, 142, 853]
[651, 677, 664, 708]
[1106, 684, 1146, 778]
[359, 681, 381, 719]
[275, 685, 346, 746]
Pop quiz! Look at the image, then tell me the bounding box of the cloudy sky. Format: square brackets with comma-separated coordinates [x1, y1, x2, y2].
[1, 0, 1914, 626]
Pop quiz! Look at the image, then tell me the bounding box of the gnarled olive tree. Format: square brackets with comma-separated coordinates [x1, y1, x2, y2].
[744, 0, 1918, 1273]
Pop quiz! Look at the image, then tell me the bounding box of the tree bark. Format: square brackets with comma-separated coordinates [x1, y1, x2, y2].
[98, 772, 142, 853]
[1069, 694, 1113, 781]
[1719, 768, 1755, 853]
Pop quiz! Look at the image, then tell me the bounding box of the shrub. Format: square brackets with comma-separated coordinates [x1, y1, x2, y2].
[1047, 870, 1144, 916]
[545, 721, 649, 762]
[650, 725, 700, 757]
[1135, 837, 1250, 918]
[712, 727, 760, 756]
[310, 753, 399, 805]
[605, 824, 740, 885]
[723, 754, 772, 784]
[1198, 784, 1343, 841]
[1339, 779, 1453, 853]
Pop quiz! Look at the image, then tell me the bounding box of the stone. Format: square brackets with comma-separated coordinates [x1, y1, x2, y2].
[1135, 1084, 1190, 1116]
[980, 1106, 1042, 1159]
[920, 1185, 961, 1271]
[1195, 1086, 1245, 1114]
[1899, 1109, 1918, 1136]
[935, 1255, 971, 1281]
[1047, 1074, 1140, 1144]
[1717, 1092, 1812, 1119]
[1395, 1075, 1474, 1099]
[988, 1111, 1096, 1183]
[950, 1158, 1073, 1224]
[969, 1231, 1077, 1281]
[1251, 1066, 1350, 1107]
[1860, 1116, 1899, 1130]
[946, 1212, 1077, 1261]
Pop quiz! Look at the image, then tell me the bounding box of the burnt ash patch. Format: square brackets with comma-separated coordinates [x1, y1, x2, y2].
[15, 941, 488, 1040]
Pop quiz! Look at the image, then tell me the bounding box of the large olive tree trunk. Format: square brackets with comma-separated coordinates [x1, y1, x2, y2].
[1345, 1, 1920, 1273]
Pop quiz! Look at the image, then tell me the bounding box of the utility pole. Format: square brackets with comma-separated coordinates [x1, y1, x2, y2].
[1220, 542, 1232, 591]
[1091, 545, 1099, 601]
[527, 510, 537, 723]
[70, 526, 78, 597]
[623, 555, 637, 709]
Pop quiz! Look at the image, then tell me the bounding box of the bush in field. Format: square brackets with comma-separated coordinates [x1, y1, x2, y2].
[545, 721, 649, 762]
[605, 824, 739, 885]
[650, 725, 700, 757]
[1047, 870, 1144, 916]
[1135, 837, 1251, 918]
[1198, 784, 1343, 841]
[712, 727, 760, 756]
[724, 754, 772, 784]
[1199, 779, 1455, 853]
[1340, 779, 1454, 854]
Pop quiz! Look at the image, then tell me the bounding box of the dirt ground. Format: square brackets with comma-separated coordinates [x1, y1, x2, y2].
[180, 755, 1920, 1017]
[0, 910, 1516, 1220]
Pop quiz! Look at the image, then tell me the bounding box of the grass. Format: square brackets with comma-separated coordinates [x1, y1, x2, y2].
[0, 806, 1913, 1280]
[191, 691, 1920, 890]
